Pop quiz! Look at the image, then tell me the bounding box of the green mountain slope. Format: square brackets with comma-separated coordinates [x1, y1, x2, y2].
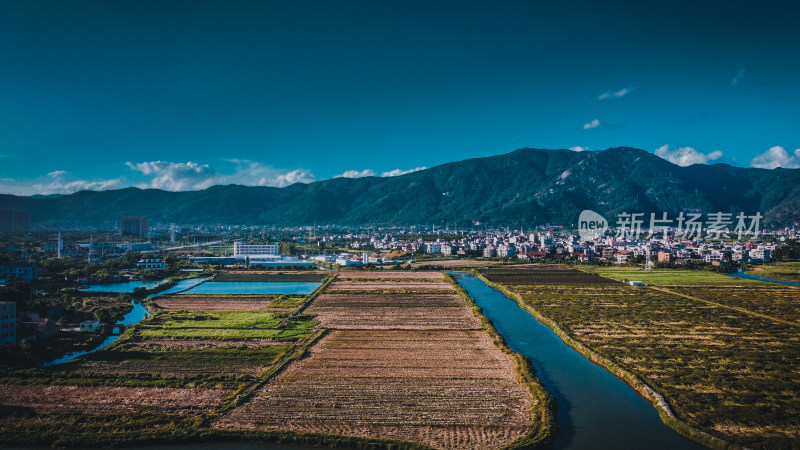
[2, 147, 798, 228]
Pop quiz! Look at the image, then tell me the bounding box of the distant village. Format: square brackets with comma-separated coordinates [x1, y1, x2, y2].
[0, 208, 797, 351]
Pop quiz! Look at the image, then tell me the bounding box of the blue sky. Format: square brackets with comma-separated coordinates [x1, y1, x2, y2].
[1, 0, 799, 195]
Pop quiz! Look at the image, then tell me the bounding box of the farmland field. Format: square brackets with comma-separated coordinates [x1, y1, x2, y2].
[66, 344, 294, 381]
[325, 281, 455, 292]
[155, 295, 281, 311]
[307, 292, 480, 330]
[337, 271, 445, 280]
[0, 384, 232, 415]
[217, 271, 543, 449]
[0, 272, 329, 448]
[482, 268, 619, 285]
[580, 266, 760, 285]
[482, 266, 800, 448]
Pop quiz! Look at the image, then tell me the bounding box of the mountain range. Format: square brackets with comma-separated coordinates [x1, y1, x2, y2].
[2, 147, 799, 229]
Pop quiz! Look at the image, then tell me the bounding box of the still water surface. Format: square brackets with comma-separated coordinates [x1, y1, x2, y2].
[181, 281, 320, 295]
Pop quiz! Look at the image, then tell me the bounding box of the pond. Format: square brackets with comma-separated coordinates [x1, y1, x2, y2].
[80, 279, 168, 293]
[180, 281, 321, 295]
[43, 300, 151, 366]
[452, 272, 702, 450]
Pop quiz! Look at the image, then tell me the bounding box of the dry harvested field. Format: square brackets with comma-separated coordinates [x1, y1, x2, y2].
[218, 271, 535, 449]
[217, 330, 531, 449]
[307, 293, 480, 330]
[0, 384, 232, 415]
[487, 267, 800, 448]
[411, 259, 502, 268]
[326, 281, 454, 292]
[669, 285, 800, 324]
[312, 293, 464, 308]
[155, 295, 277, 311]
[337, 271, 444, 280]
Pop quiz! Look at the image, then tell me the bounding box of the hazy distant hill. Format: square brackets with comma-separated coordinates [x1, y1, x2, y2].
[2, 147, 799, 228]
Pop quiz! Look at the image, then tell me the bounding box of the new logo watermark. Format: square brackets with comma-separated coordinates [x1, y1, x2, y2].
[578, 210, 608, 240]
[578, 210, 762, 241]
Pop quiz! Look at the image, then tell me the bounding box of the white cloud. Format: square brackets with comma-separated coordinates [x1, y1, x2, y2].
[654, 145, 723, 167]
[224, 160, 316, 187]
[334, 169, 375, 178]
[583, 119, 600, 130]
[569, 146, 589, 152]
[0, 159, 318, 196]
[598, 87, 634, 100]
[381, 166, 426, 177]
[126, 160, 317, 190]
[0, 176, 127, 196]
[750, 146, 800, 169]
[730, 68, 746, 87]
[270, 169, 316, 187]
[126, 161, 219, 191]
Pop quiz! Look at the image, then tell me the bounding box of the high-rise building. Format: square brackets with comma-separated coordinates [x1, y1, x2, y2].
[0, 210, 30, 232]
[0, 302, 16, 346]
[120, 216, 148, 236]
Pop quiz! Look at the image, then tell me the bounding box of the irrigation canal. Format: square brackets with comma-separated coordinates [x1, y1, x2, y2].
[452, 272, 703, 450]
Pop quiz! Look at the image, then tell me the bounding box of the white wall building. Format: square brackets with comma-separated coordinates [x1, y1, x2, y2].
[233, 242, 279, 257]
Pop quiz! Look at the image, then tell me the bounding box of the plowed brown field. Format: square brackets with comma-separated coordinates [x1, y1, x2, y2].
[217, 272, 533, 449]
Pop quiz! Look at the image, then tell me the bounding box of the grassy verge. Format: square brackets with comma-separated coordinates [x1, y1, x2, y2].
[444, 273, 556, 449]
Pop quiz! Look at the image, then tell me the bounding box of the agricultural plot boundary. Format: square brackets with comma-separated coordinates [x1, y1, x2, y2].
[443, 274, 556, 449]
[473, 271, 732, 450]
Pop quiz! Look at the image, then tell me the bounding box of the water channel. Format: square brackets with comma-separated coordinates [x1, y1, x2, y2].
[452, 272, 702, 449]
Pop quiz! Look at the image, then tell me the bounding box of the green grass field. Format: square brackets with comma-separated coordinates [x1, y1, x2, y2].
[147, 310, 286, 329]
[580, 266, 761, 285]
